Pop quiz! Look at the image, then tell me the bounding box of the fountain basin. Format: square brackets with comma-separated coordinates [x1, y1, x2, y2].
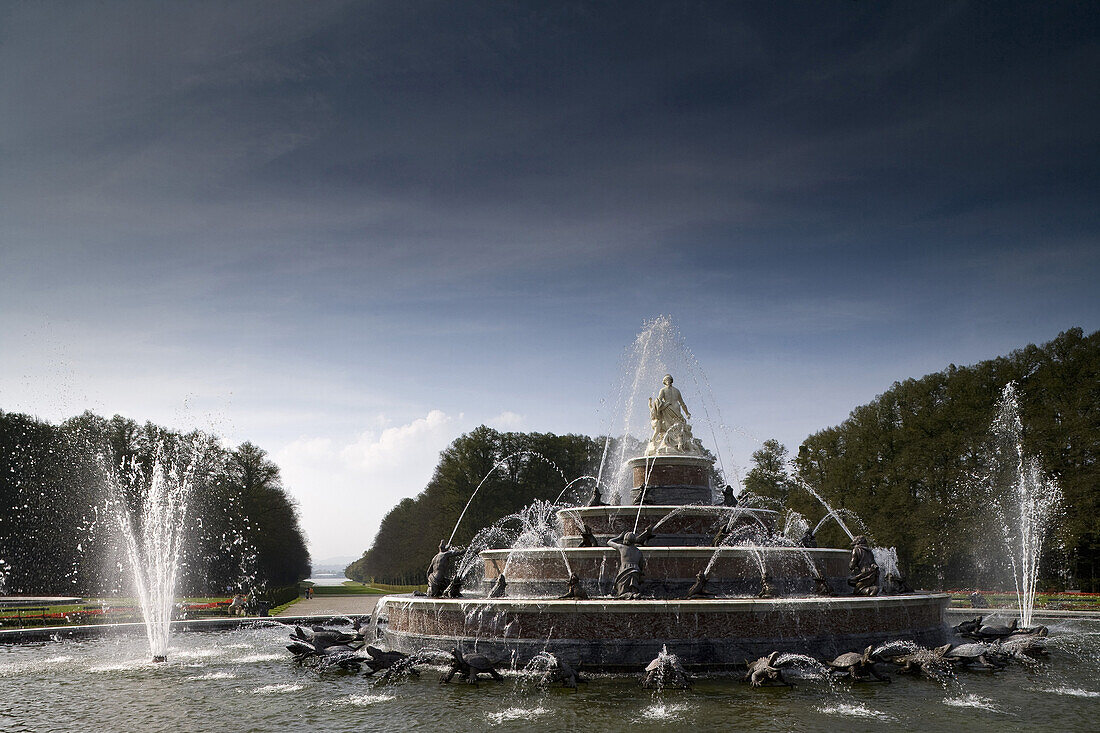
[376, 593, 950, 670]
[483, 546, 850, 596]
[557, 505, 777, 546]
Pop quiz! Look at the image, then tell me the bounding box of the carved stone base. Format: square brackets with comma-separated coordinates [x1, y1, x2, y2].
[626, 455, 714, 505]
[375, 593, 950, 670]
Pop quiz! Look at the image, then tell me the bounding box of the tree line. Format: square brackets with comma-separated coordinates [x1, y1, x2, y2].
[347, 427, 606, 585]
[0, 410, 310, 596]
[746, 327, 1099, 591]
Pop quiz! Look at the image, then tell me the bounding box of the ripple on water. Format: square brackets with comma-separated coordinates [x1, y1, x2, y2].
[88, 660, 152, 673]
[1038, 687, 1100, 698]
[173, 648, 221, 659]
[944, 694, 1000, 712]
[252, 683, 305, 694]
[0, 656, 75, 677]
[817, 703, 893, 721]
[321, 694, 396, 708]
[233, 654, 283, 664]
[186, 671, 237, 681]
[487, 706, 550, 725]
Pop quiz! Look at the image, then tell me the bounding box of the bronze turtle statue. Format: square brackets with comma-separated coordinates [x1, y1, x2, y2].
[972, 617, 1018, 640]
[538, 653, 587, 689]
[362, 645, 420, 679]
[744, 651, 793, 688]
[943, 642, 1008, 670]
[640, 649, 691, 689]
[285, 626, 364, 671]
[441, 647, 504, 684]
[999, 633, 1049, 661]
[890, 643, 953, 677]
[825, 645, 891, 683]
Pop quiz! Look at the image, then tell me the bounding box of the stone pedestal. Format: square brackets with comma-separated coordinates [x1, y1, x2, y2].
[626, 455, 713, 505]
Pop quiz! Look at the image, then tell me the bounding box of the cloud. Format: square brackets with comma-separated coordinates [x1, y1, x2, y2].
[275, 410, 461, 560]
[487, 411, 525, 430]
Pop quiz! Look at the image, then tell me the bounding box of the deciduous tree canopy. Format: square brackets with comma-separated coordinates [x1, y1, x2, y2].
[347, 428, 604, 585]
[0, 412, 309, 596]
[787, 328, 1099, 590]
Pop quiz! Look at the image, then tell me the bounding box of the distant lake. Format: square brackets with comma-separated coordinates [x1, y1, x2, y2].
[306, 574, 349, 586]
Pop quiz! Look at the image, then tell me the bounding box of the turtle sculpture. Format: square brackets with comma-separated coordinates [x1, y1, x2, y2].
[890, 643, 953, 677]
[971, 617, 1018, 641]
[943, 642, 1009, 670]
[289, 625, 360, 651]
[538, 654, 587, 689]
[640, 649, 691, 689]
[440, 647, 504, 684]
[825, 645, 891, 683]
[999, 633, 1049, 661]
[286, 626, 364, 671]
[744, 651, 794, 688]
[953, 616, 984, 637]
[362, 646, 420, 679]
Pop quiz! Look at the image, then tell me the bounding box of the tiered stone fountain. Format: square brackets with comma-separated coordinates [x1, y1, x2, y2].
[373, 372, 949, 670]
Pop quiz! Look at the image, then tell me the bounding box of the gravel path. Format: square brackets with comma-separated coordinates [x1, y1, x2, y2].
[276, 595, 380, 617]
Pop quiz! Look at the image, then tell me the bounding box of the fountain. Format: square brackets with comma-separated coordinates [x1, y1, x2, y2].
[981, 383, 1064, 628]
[102, 442, 199, 662]
[3, 324, 1096, 731]
[371, 321, 950, 669]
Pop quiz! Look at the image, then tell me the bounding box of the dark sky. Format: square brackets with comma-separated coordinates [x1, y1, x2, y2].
[1, 2, 1097, 557]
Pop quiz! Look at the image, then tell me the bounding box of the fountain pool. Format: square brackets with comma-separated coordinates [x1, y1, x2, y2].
[3, 619, 1100, 732]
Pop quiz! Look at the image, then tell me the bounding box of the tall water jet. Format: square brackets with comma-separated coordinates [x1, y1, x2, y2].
[597, 315, 735, 502]
[103, 443, 200, 662]
[983, 383, 1063, 628]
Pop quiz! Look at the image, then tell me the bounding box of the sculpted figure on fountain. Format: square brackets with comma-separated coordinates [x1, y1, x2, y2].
[646, 374, 700, 455]
[847, 535, 880, 596]
[609, 531, 646, 599]
[426, 540, 464, 598]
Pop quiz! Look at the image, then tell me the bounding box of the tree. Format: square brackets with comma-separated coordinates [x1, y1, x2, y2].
[743, 439, 794, 506]
[794, 328, 1099, 590]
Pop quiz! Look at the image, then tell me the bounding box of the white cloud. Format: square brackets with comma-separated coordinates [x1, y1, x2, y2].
[487, 411, 524, 430]
[276, 410, 461, 562]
